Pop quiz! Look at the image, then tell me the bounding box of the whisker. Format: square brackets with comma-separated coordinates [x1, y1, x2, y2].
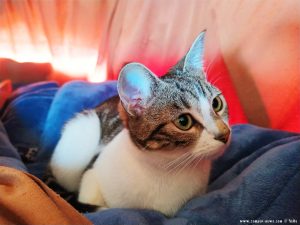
[209, 72, 225, 86]
[191, 154, 206, 170]
[177, 146, 217, 172]
[164, 152, 193, 175]
[168, 149, 207, 175]
[175, 154, 197, 175]
[164, 152, 191, 171]
[210, 75, 222, 86]
[204, 56, 218, 76]
[162, 142, 222, 175]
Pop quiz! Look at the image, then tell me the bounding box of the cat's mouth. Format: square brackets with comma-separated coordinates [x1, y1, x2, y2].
[208, 145, 227, 160]
[208, 135, 231, 160]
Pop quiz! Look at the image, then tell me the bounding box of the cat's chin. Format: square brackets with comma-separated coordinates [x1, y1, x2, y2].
[207, 135, 231, 160]
[208, 146, 226, 160]
[208, 139, 231, 160]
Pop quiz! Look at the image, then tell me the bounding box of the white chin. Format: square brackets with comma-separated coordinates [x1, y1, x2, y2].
[208, 144, 229, 160]
[206, 134, 232, 160]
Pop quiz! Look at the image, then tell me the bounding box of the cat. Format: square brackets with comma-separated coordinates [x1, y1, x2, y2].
[50, 31, 231, 216]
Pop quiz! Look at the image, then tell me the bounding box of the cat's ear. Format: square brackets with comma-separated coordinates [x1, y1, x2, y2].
[118, 63, 159, 116]
[183, 31, 206, 74]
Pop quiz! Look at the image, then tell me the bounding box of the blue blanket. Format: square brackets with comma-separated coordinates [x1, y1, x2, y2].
[0, 81, 299, 225]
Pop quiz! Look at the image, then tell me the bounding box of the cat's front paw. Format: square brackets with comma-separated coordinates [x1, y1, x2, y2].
[78, 168, 107, 207]
[96, 206, 109, 211]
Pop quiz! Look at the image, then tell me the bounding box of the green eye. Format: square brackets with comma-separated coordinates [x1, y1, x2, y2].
[174, 114, 193, 131]
[212, 96, 223, 113]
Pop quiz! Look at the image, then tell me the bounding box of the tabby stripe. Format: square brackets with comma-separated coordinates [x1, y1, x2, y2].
[173, 103, 183, 110]
[149, 123, 167, 138]
[142, 123, 167, 145]
[180, 96, 191, 109]
[85, 153, 99, 171]
[194, 82, 205, 98]
[202, 82, 213, 96]
[175, 140, 189, 146]
[175, 80, 186, 93]
[175, 80, 199, 100]
[158, 132, 188, 146]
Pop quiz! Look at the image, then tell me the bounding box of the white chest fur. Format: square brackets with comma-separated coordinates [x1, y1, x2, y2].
[78, 129, 211, 216]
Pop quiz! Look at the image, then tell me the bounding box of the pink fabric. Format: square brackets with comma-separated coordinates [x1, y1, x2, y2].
[1, 0, 299, 132]
[103, 0, 299, 132]
[204, 55, 248, 125]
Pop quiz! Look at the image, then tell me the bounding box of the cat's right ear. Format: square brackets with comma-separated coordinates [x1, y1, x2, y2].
[118, 63, 159, 117]
[183, 31, 206, 73]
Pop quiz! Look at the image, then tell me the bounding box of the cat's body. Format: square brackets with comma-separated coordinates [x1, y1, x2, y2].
[50, 31, 231, 216]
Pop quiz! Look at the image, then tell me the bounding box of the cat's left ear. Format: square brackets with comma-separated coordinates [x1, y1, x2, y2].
[118, 63, 159, 116]
[183, 31, 206, 74]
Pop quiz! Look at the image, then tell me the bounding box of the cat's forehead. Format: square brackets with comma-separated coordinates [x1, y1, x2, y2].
[159, 74, 217, 102]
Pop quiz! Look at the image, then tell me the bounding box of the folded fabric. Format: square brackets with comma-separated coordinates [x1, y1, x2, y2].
[0, 81, 59, 178]
[0, 81, 299, 225]
[40, 80, 118, 163]
[86, 125, 300, 225]
[0, 166, 92, 225]
[0, 80, 117, 178]
[0, 119, 26, 171]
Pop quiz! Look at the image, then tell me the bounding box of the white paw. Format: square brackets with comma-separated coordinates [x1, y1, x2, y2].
[78, 168, 106, 207]
[50, 110, 101, 192]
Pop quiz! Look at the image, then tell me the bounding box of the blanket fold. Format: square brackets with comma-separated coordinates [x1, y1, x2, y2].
[0, 81, 299, 225]
[0, 166, 92, 225]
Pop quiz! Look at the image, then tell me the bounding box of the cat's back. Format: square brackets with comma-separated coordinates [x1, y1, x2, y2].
[95, 95, 124, 145]
[50, 95, 123, 192]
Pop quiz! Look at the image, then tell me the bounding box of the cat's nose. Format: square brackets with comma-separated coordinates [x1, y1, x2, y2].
[214, 131, 231, 143]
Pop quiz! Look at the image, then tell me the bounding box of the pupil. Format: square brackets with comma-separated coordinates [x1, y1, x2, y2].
[179, 116, 188, 126]
[213, 98, 219, 109]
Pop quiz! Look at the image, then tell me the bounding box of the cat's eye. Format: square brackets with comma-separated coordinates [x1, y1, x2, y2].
[174, 114, 193, 131]
[212, 96, 223, 113]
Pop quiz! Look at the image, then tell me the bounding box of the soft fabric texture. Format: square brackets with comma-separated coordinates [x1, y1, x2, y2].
[0, 119, 91, 225]
[0, 81, 299, 225]
[40, 80, 118, 163]
[0, 166, 91, 225]
[0, 80, 12, 109]
[1, 81, 59, 178]
[0, 120, 27, 172]
[85, 125, 300, 225]
[2, 1, 299, 132]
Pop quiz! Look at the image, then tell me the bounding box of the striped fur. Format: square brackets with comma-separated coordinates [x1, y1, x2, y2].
[50, 31, 231, 216]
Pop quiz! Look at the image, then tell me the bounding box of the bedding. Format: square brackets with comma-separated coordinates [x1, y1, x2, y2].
[0, 116, 91, 224]
[0, 81, 299, 225]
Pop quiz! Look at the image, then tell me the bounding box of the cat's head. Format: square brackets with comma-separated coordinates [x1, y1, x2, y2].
[117, 31, 230, 163]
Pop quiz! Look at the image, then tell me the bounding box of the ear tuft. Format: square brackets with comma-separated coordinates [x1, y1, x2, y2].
[183, 31, 206, 73]
[117, 63, 158, 116]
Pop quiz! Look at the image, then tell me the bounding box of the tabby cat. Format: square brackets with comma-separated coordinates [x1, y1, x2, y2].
[50, 31, 231, 216]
